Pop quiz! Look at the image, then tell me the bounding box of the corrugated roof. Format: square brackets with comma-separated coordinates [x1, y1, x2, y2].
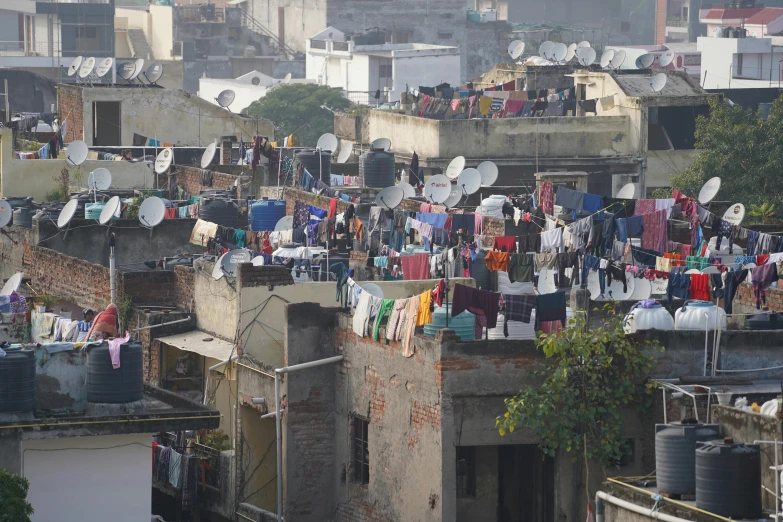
[745, 7, 783, 24]
[157, 330, 234, 361]
[702, 7, 763, 20]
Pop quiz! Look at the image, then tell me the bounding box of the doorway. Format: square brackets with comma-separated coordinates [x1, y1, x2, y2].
[92, 101, 121, 146]
[498, 445, 555, 522]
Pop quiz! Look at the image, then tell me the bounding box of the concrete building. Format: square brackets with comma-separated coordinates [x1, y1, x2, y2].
[605, 43, 701, 80]
[305, 28, 461, 106]
[697, 33, 783, 89]
[198, 70, 315, 112]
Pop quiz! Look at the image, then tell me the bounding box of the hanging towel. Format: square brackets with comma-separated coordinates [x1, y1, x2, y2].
[534, 291, 567, 331]
[108, 332, 131, 369]
[400, 253, 430, 280]
[451, 284, 501, 328]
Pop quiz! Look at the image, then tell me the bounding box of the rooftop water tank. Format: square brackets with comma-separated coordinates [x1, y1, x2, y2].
[199, 197, 239, 228]
[675, 300, 726, 331]
[250, 198, 286, 232]
[12, 207, 37, 228]
[359, 150, 395, 188]
[296, 150, 332, 186]
[696, 438, 761, 518]
[655, 420, 719, 495]
[476, 195, 509, 219]
[87, 340, 144, 403]
[423, 304, 475, 341]
[488, 311, 537, 340]
[84, 202, 106, 220]
[624, 302, 674, 333]
[0, 345, 36, 412]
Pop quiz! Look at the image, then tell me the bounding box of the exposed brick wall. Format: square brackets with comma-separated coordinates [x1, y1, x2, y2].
[56, 84, 84, 144]
[238, 263, 294, 287]
[336, 499, 395, 522]
[174, 265, 195, 312]
[410, 400, 441, 430]
[733, 283, 783, 315]
[367, 366, 386, 424]
[174, 165, 238, 198]
[26, 247, 114, 310]
[121, 271, 178, 307]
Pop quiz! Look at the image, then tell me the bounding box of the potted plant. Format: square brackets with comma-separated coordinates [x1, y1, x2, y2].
[716, 386, 733, 406]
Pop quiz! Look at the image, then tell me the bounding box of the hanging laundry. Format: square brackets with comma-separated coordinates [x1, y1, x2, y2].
[535, 291, 567, 331]
[451, 284, 500, 329]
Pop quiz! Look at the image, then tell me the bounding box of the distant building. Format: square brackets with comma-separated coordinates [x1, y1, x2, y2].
[198, 70, 315, 112]
[698, 33, 783, 89]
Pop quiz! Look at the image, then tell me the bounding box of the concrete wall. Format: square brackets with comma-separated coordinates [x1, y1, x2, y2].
[193, 258, 239, 342]
[199, 78, 269, 113]
[391, 50, 461, 103]
[32, 344, 88, 412]
[248, 0, 327, 53]
[148, 5, 174, 60]
[646, 149, 698, 189]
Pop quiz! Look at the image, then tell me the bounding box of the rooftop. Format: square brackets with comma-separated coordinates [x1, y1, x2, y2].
[609, 70, 708, 98]
[744, 6, 783, 24]
[701, 7, 764, 20]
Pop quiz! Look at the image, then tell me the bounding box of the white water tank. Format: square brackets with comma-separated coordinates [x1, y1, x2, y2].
[624, 303, 675, 333]
[481, 8, 497, 22]
[475, 195, 509, 219]
[675, 300, 727, 331]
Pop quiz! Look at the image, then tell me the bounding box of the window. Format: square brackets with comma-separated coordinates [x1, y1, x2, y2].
[736, 53, 743, 76]
[379, 62, 392, 79]
[456, 446, 476, 497]
[77, 26, 97, 39]
[352, 416, 369, 484]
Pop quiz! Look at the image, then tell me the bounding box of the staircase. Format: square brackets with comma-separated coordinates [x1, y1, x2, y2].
[128, 29, 154, 60]
[240, 8, 299, 58]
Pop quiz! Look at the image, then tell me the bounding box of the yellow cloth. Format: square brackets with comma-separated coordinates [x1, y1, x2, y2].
[478, 96, 492, 116]
[284, 134, 294, 147]
[416, 290, 432, 326]
[655, 256, 670, 272]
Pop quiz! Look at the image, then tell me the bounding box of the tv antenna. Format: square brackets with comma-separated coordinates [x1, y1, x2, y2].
[283, 72, 292, 85]
[610, 49, 626, 69]
[66, 140, 88, 169]
[565, 43, 577, 62]
[216, 89, 235, 111]
[723, 203, 745, 226]
[316, 133, 338, 153]
[577, 41, 591, 49]
[0, 200, 13, 244]
[445, 156, 465, 180]
[659, 49, 675, 67]
[118, 62, 136, 85]
[95, 57, 113, 81]
[155, 148, 173, 174]
[375, 186, 404, 210]
[212, 249, 252, 280]
[551, 43, 568, 63]
[88, 168, 112, 202]
[78, 57, 96, 85]
[476, 161, 498, 186]
[576, 47, 596, 66]
[650, 73, 667, 93]
[67, 56, 83, 81]
[0, 272, 22, 297]
[600, 49, 615, 69]
[616, 183, 635, 199]
[337, 142, 353, 163]
[635, 53, 655, 69]
[56, 199, 79, 239]
[698, 177, 721, 205]
[539, 41, 555, 60]
[99, 196, 121, 233]
[424, 175, 451, 204]
[201, 142, 217, 169]
[370, 137, 391, 152]
[145, 62, 164, 86]
[138, 196, 166, 237]
[442, 186, 462, 209]
[457, 168, 481, 203]
[397, 182, 415, 199]
[508, 40, 525, 61]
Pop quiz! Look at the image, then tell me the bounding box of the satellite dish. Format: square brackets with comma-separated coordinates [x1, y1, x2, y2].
[283, 72, 292, 84]
[88, 168, 112, 191]
[611, 49, 626, 69]
[722, 203, 746, 226]
[397, 182, 415, 198]
[216, 89, 235, 109]
[139, 196, 166, 228]
[508, 40, 525, 60]
[145, 62, 163, 84]
[375, 186, 404, 209]
[651, 73, 667, 93]
[274, 215, 294, 231]
[66, 141, 89, 167]
[337, 142, 353, 163]
[539, 41, 555, 60]
[685, 268, 701, 275]
[57, 199, 79, 229]
[616, 183, 635, 199]
[577, 47, 596, 66]
[252, 255, 265, 266]
[445, 156, 466, 180]
[702, 265, 721, 275]
[78, 57, 96, 78]
[0, 200, 11, 228]
[577, 41, 591, 49]
[565, 43, 577, 62]
[67, 56, 83, 77]
[629, 277, 652, 300]
[552, 42, 568, 62]
[477, 161, 498, 186]
[698, 177, 721, 205]
[636, 53, 655, 69]
[0, 273, 22, 297]
[316, 133, 339, 153]
[443, 187, 462, 209]
[99, 196, 121, 225]
[600, 49, 615, 68]
[201, 142, 217, 169]
[219, 249, 252, 278]
[155, 148, 173, 174]
[212, 253, 227, 280]
[118, 62, 136, 80]
[659, 49, 675, 67]
[130, 58, 145, 80]
[370, 137, 392, 151]
[457, 168, 481, 195]
[95, 57, 113, 78]
[361, 282, 384, 299]
[424, 175, 452, 204]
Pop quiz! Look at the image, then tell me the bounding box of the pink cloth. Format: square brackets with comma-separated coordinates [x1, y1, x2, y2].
[641, 209, 668, 253]
[450, 99, 460, 110]
[634, 199, 656, 216]
[505, 99, 524, 114]
[419, 202, 432, 213]
[539, 181, 554, 216]
[108, 332, 131, 369]
[401, 253, 430, 281]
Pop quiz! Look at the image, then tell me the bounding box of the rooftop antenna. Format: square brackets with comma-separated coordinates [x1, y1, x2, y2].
[95, 57, 113, 81]
[445, 156, 465, 180]
[375, 186, 404, 210]
[476, 161, 498, 187]
[274, 215, 294, 231]
[216, 89, 236, 112]
[616, 183, 636, 199]
[66, 140, 89, 169]
[315, 133, 339, 185]
[361, 283, 384, 299]
[600, 49, 616, 69]
[508, 40, 525, 61]
[442, 186, 462, 209]
[98, 195, 121, 234]
[577, 40, 591, 49]
[610, 49, 626, 69]
[56, 198, 79, 239]
[128, 58, 145, 86]
[212, 249, 252, 281]
[201, 141, 217, 169]
[576, 47, 596, 66]
[138, 196, 166, 237]
[370, 137, 391, 151]
[565, 43, 577, 62]
[698, 177, 721, 206]
[651, 73, 668, 92]
[0, 200, 14, 245]
[635, 53, 655, 69]
[283, 72, 292, 85]
[539, 41, 555, 60]
[722, 203, 746, 226]
[118, 62, 136, 85]
[67, 56, 83, 83]
[397, 182, 415, 199]
[336, 142, 353, 163]
[144, 62, 164, 86]
[424, 174, 451, 204]
[155, 148, 173, 174]
[0, 272, 22, 297]
[551, 43, 568, 64]
[78, 57, 96, 86]
[659, 49, 675, 68]
[87, 167, 112, 203]
[457, 167, 481, 204]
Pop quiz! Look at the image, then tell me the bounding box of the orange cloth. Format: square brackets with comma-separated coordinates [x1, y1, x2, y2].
[354, 218, 363, 242]
[416, 290, 432, 326]
[663, 252, 683, 267]
[689, 274, 710, 301]
[484, 251, 510, 272]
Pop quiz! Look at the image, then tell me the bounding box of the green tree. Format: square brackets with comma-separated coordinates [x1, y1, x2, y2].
[0, 469, 34, 522]
[671, 95, 783, 207]
[749, 202, 777, 224]
[243, 84, 352, 148]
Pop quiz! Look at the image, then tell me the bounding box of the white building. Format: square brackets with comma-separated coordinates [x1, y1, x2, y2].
[698, 34, 783, 89]
[199, 70, 315, 112]
[306, 27, 461, 105]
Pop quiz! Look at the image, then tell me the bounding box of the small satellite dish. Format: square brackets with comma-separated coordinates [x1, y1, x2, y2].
[552, 42, 568, 62]
[629, 277, 652, 300]
[397, 182, 416, 198]
[743, 262, 757, 269]
[78, 57, 96, 78]
[600, 49, 615, 68]
[539, 41, 555, 60]
[659, 49, 675, 67]
[577, 41, 591, 49]
[57, 199, 79, 229]
[139, 196, 166, 228]
[565, 43, 577, 62]
[577, 47, 596, 66]
[0, 200, 11, 228]
[221, 249, 252, 278]
[651, 73, 667, 93]
[155, 148, 173, 174]
[66, 140, 89, 168]
[145, 62, 163, 84]
[424, 175, 452, 204]
[283, 72, 292, 84]
[476, 161, 498, 186]
[88, 168, 112, 191]
[457, 168, 481, 195]
[95, 57, 113, 78]
[316, 133, 339, 152]
[362, 283, 384, 299]
[274, 215, 294, 231]
[685, 268, 701, 275]
[698, 177, 721, 205]
[0, 273, 22, 297]
[375, 186, 404, 209]
[99, 196, 121, 225]
[130, 58, 145, 80]
[212, 253, 227, 280]
[702, 265, 721, 275]
[722, 203, 746, 226]
[337, 142, 353, 163]
[201, 142, 217, 169]
[443, 187, 462, 209]
[636, 53, 655, 69]
[118, 62, 136, 80]
[616, 183, 635, 199]
[67, 56, 83, 77]
[216, 89, 235, 109]
[508, 40, 525, 60]
[611, 49, 626, 69]
[370, 137, 392, 151]
[445, 156, 466, 180]
[252, 255, 265, 266]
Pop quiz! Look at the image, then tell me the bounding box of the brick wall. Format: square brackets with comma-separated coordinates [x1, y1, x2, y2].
[56, 84, 83, 144]
[174, 266, 195, 312]
[238, 263, 294, 288]
[733, 283, 783, 316]
[26, 247, 114, 310]
[121, 271, 178, 307]
[174, 165, 238, 198]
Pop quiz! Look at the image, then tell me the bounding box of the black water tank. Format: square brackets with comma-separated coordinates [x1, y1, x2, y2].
[12, 207, 36, 228]
[359, 150, 395, 188]
[696, 438, 761, 518]
[0, 346, 36, 412]
[296, 150, 332, 185]
[746, 312, 783, 330]
[656, 420, 719, 495]
[199, 197, 239, 228]
[87, 341, 144, 403]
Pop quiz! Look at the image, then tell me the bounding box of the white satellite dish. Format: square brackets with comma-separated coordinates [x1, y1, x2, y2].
[139, 196, 166, 228]
[698, 177, 721, 205]
[508, 40, 525, 60]
[636, 53, 655, 69]
[457, 168, 482, 195]
[0, 273, 22, 297]
[702, 265, 721, 274]
[118, 62, 136, 81]
[651, 73, 667, 93]
[552, 42, 568, 62]
[130, 58, 145, 81]
[155, 148, 173, 174]
[375, 186, 404, 209]
[629, 277, 652, 300]
[370, 137, 392, 151]
[145, 62, 164, 84]
[57, 199, 79, 229]
[78, 57, 96, 78]
[316, 133, 338, 152]
[212, 253, 227, 280]
[443, 187, 462, 209]
[685, 268, 701, 275]
[477, 161, 498, 186]
[274, 215, 294, 231]
[252, 255, 265, 266]
[445, 156, 466, 180]
[95, 57, 113, 78]
[88, 168, 112, 191]
[67, 56, 83, 77]
[611, 49, 626, 69]
[600, 49, 615, 68]
[723, 203, 746, 226]
[577, 41, 591, 49]
[99, 196, 121, 225]
[283, 73, 292, 84]
[616, 183, 635, 199]
[0, 200, 11, 228]
[659, 49, 675, 67]
[539, 41, 555, 60]
[337, 142, 353, 163]
[397, 182, 415, 199]
[216, 89, 235, 109]
[565, 43, 577, 62]
[362, 283, 384, 299]
[424, 175, 452, 204]
[220, 249, 252, 278]
[201, 142, 217, 169]
[65, 141, 89, 168]
[577, 47, 596, 66]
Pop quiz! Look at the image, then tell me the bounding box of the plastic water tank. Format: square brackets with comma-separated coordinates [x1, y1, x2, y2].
[359, 150, 395, 188]
[624, 303, 675, 333]
[655, 420, 719, 495]
[675, 300, 727, 331]
[296, 150, 332, 185]
[476, 195, 510, 219]
[423, 304, 475, 341]
[84, 202, 106, 220]
[696, 438, 761, 518]
[488, 311, 537, 340]
[0, 345, 36, 412]
[12, 207, 37, 228]
[199, 197, 239, 228]
[250, 198, 286, 231]
[86, 341, 144, 403]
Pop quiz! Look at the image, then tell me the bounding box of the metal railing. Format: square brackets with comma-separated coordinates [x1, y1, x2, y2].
[239, 7, 298, 57]
[344, 90, 390, 106]
[177, 4, 225, 23]
[0, 41, 56, 57]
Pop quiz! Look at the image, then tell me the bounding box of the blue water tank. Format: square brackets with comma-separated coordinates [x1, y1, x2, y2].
[423, 304, 476, 341]
[250, 198, 286, 232]
[84, 202, 106, 220]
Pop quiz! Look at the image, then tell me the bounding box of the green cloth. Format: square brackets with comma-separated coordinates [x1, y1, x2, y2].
[329, 262, 349, 306]
[372, 299, 395, 342]
[508, 253, 534, 283]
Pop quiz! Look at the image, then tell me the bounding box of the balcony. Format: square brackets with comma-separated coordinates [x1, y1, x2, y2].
[0, 41, 57, 57]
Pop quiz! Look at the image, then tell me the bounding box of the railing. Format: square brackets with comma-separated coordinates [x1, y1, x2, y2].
[177, 4, 225, 23]
[310, 40, 327, 50]
[239, 7, 298, 57]
[157, 432, 225, 495]
[0, 41, 57, 57]
[333, 41, 350, 51]
[666, 18, 689, 27]
[344, 90, 390, 106]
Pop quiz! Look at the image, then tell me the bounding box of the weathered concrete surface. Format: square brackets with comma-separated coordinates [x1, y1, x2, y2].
[193, 258, 239, 342]
[601, 481, 718, 522]
[34, 347, 88, 412]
